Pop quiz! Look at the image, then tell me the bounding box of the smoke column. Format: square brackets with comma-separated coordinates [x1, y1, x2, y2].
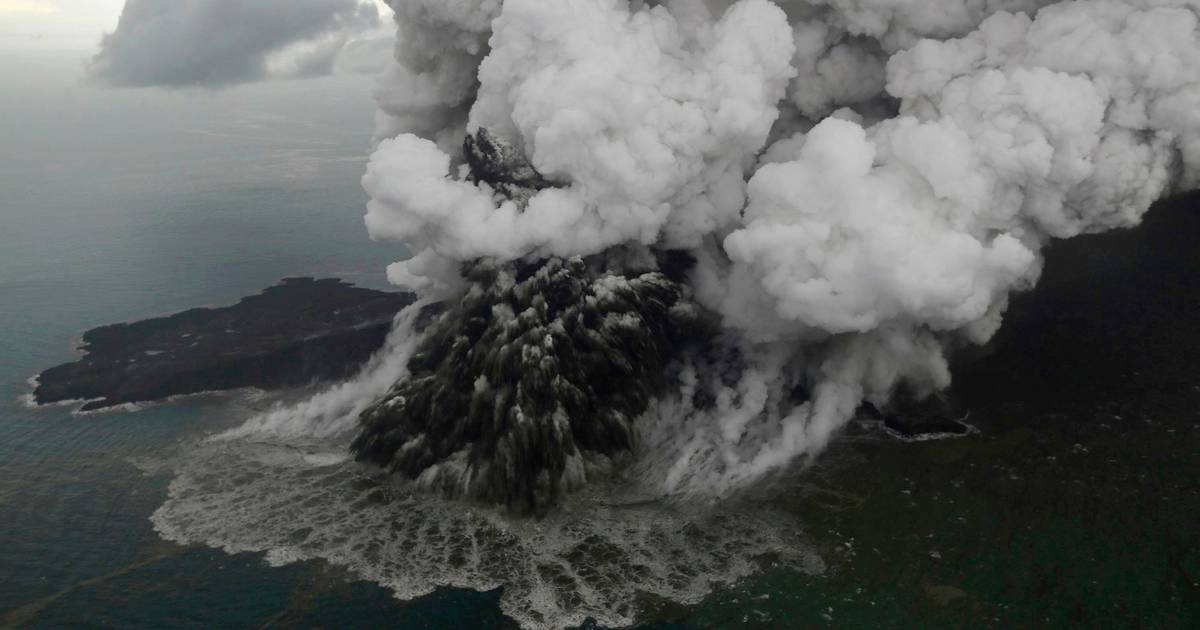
[354, 0, 1200, 498]
[356, 0, 1200, 498]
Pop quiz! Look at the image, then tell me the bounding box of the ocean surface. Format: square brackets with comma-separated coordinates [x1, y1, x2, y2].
[2, 44, 1198, 629]
[0, 45, 441, 627]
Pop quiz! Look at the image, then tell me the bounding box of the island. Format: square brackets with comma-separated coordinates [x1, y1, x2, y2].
[33, 277, 414, 411]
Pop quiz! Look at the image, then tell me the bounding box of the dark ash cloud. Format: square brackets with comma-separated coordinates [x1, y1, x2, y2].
[89, 0, 383, 88]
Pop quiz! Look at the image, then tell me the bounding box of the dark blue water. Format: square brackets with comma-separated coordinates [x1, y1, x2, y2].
[0, 48, 746, 630]
[6, 46, 1195, 630]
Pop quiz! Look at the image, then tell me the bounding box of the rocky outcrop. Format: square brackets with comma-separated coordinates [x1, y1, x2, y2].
[352, 255, 704, 514]
[352, 129, 709, 513]
[462, 127, 552, 203]
[34, 278, 413, 411]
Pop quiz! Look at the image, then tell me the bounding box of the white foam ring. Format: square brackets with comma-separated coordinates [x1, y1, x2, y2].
[152, 435, 821, 629]
[20, 371, 82, 409]
[73, 401, 146, 416]
[150, 306, 822, 628]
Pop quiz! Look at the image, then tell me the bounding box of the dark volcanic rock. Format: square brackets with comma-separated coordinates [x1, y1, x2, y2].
[882, 410, 972, 439]
[34, 278, 413, 411]
[463, 128, 552, 203]
[352, 256, 704, 514]
[864, 395, 973, 439]
[354, 128, 706, 513]
[853, 398, 972, 440]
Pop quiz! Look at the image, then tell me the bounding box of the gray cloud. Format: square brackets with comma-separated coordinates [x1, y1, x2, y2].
[89, 0, 383, 88]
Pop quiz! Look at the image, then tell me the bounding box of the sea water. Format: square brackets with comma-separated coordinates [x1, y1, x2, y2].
[0, 46, 815, 629]
[0, 44, 439, 626]
[4, 43, 1197, 630]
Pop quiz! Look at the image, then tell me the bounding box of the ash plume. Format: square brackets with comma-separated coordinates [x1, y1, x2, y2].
[352, 0, 1200, 506]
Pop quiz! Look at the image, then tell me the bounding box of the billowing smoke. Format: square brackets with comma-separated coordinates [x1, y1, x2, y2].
[90, 0, 389, 88]
[353, 0, 1200, 506]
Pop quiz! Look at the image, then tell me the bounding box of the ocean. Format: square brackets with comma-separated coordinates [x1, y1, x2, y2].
[1, 44, 1197, 629]
[0, 44, 440, 627]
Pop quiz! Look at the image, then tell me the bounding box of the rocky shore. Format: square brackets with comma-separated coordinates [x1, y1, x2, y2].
[33, 278, 413, 411]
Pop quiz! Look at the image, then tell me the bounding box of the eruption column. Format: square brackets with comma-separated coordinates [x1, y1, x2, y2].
[357, 0, 1200, 503]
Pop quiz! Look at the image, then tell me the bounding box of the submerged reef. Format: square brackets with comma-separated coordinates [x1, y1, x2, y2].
[34, 278, 412, 411]
[352, 255, 704, 513]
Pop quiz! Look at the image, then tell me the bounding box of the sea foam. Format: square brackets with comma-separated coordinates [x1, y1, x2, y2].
[152, 432, 821, 629]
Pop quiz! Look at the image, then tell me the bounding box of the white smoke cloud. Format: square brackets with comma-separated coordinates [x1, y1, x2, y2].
[370, 0, 501, 144]
[222, 300, 429, 441]
[89, 0, 390, 87]
[366, 0, 796, 293]
[362, 0, 1199, 494]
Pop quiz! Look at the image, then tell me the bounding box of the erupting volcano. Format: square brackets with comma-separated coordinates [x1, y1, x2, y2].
[343, 0, 1200, 507]
[134, 2, 1200, 627]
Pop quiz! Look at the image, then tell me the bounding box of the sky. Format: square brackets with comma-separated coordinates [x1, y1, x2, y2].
[0, 0, 124, 43]
[0, 0, 400, 311]
[0, 0, 395, 260]
[0, 0, 401, 270]
[0, 0, 393, 57]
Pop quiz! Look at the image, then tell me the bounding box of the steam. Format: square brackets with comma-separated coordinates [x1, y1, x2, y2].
[362, 0, 1200, 495]
[220, 301, 430, 441]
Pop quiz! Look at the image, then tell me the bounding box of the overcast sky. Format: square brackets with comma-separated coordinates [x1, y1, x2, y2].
[0, 0, 125, 42]
[0, 0, 394, 203]
[0, 0, 392, 56]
